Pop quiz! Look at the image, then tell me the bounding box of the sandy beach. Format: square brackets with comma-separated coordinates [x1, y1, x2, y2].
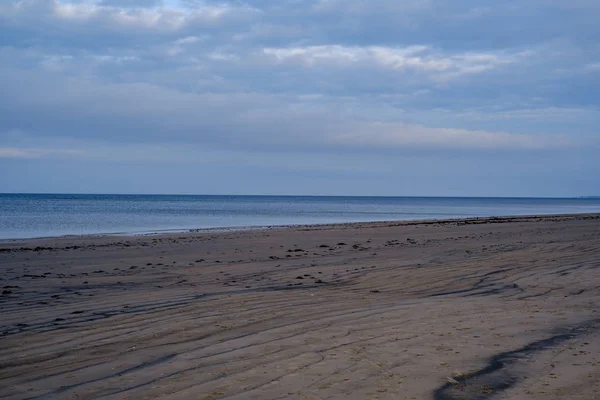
[1, 214, 599, 400]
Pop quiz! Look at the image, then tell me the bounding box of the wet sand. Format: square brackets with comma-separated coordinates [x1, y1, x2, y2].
[1, 214, 599, 399]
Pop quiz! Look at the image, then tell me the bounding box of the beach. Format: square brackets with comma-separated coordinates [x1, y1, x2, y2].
[1, 214, 599, 399]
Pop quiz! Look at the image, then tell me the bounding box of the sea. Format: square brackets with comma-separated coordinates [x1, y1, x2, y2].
[1, 193, 600, 240]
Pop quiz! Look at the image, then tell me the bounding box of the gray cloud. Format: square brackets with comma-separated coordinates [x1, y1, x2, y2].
[0, 61, 589, 157]
[0, 0, 598, 195]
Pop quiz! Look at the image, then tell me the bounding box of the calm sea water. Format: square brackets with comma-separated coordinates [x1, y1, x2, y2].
[1, 194, 600, 239]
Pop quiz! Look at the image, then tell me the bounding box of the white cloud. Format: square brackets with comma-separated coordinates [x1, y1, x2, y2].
[208, 52, 238, 61]
[40, 54, 74, 71]
[0, 147, 32, 158]
[313, 0, 431, 14]
[54, 2, 233, 30]
[457, 107, 599, 121]
[263, 45, 522, 81]
[0, 146, 85, 159]
[328, 122, 572, 150]
[585, 63, 600, 71]
[173, 35, 202, 45]
[1, 0, 259, 33]
[167, 35, 205, 55]
[90, 54, 138, 63]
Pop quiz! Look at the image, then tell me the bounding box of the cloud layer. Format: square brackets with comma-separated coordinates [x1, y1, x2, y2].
[1, 0, 599, 195]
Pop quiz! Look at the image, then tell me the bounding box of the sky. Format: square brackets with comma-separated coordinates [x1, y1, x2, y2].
[0, 0, 599, 197]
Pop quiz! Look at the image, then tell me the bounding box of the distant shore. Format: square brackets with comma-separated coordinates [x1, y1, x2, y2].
[1, 213, 600, 399]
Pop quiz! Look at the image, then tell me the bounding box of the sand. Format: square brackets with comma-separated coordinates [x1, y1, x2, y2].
[1, 214, 599, 400]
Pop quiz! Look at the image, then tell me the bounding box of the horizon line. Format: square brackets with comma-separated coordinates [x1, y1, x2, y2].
[0, 192, 594, 200]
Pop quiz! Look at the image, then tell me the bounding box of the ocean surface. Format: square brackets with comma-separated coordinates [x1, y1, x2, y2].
[2, 194, 600, 240]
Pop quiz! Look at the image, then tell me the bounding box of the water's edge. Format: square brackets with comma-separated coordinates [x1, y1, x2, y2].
[2, 212, 599, 243]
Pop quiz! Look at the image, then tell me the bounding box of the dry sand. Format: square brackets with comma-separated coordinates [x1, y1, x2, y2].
[1, 214, 600, 400]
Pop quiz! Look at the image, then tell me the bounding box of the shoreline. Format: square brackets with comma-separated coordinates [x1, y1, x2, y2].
[2, 211, 600, 244]
[1, 212, 599, 399]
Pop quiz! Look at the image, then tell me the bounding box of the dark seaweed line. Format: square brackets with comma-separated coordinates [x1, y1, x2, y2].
[433, 318, 600, 400]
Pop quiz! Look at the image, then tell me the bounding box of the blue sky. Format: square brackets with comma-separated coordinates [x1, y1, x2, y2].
[1, 0, 599, 196]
